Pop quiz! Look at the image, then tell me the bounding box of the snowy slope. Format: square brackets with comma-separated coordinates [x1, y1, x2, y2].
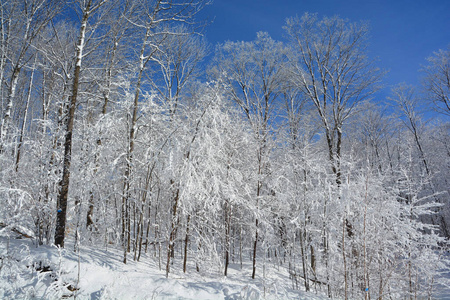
[0, 230, 328, 300]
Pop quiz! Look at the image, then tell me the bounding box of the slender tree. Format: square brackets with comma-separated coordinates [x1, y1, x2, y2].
[55, 0, 109, 248]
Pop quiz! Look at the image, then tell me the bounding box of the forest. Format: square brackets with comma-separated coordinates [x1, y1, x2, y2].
[1, 0, 450, 299]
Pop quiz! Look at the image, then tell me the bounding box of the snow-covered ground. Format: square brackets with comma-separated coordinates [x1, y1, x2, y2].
[2, 227, 449, 299]
[0, 230, 328, 300]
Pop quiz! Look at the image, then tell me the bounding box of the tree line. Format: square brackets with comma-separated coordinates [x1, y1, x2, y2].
[1, 1, 449, 299]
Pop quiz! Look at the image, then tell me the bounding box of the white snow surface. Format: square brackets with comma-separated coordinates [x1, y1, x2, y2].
[0, 230, 328, 300]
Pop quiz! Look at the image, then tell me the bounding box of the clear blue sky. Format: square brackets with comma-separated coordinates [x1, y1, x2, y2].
[199, 0, 450, 100]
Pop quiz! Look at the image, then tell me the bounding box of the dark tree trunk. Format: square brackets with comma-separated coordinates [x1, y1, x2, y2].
[183, 215, 190, 273]
[224, 199, 231, 276]
[55, 2, 91, 247]
[252, 218, 258, 279]
[300, 229, 309, 292]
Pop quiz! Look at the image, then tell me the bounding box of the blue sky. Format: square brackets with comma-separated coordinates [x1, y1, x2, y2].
[199, 0, 450, 101]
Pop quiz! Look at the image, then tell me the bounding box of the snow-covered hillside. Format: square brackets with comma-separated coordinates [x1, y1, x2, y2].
[0, 231, 329, 300]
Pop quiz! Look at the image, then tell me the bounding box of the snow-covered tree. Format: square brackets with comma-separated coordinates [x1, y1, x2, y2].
[212, 32, 286, 279]
[423, 46, 450, 116]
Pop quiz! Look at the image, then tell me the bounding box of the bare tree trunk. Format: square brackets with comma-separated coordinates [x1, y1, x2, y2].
[252, 218, 259, 279]
[134, 207, 142, 261]
[224, 199, 231, 276]
[363, 176, 369, 300]
[15, 57, 37, 171]
[252, 180, 261, 280]
[239, 224, 243, 270]
[310, 245, 316, 284]
[137, 167, 152, 261]
[0, 66, 20, 149]
[196, 226, 202, 273]
[166, 183, 180, 277]
[299, 229, 309, 291]
[55, 1, 92, 247]
[323, 201, 332, 298]
[343, 215, 348, 300]
[183, 215, 190, 273]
